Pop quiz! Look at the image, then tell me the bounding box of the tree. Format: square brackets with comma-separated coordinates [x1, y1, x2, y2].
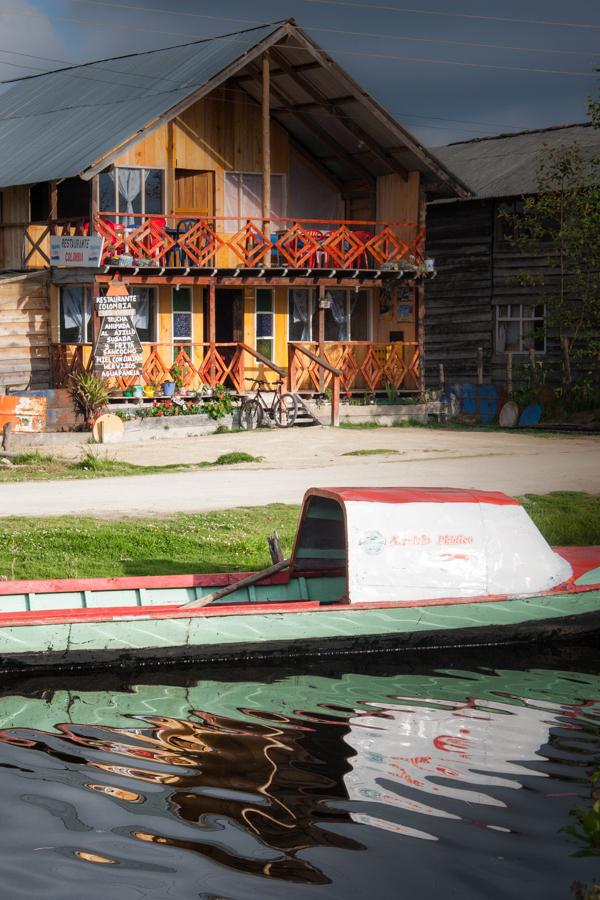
[505, 117, 600, 407]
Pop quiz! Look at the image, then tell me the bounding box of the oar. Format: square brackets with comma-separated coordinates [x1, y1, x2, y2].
[180, 558, 291, 609]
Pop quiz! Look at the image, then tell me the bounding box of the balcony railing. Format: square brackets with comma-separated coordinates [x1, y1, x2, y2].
[94, 213, 424, 271]
[52, 340, 419, 395]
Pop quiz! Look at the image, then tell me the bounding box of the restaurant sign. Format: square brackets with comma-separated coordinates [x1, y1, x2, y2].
[93, 293, 142, 380]
[50, 235, 104, 267]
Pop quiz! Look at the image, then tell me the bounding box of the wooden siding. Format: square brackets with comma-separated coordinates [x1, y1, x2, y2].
[0, 186, 29, 270]
[424, 199, 494, 386]
[0, 272, 50, 391]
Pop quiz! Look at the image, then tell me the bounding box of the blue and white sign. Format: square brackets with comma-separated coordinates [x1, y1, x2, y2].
[50, 235, 104, 267]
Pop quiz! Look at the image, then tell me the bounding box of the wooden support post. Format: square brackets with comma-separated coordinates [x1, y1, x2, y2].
[262, 52, 271, 236]
[267, 531, 284, 564]
[439, 363, 445, 392]
[331, 375, 340, 427]
[561, 335, 572, 398]
[90, 175, 99, 234]
[477, 347, 483, 386]
[506, 351, 513, 399]
[48, 181, 58, 227]
[529, 347, 537, 385]
[287, 343, 295, 393]
[208, 283, 216, 388]
[317, 284, 326, 393]
[417, 187, 427, 400]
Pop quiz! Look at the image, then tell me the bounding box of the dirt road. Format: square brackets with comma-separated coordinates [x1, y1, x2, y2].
[1, 428, 597, 517]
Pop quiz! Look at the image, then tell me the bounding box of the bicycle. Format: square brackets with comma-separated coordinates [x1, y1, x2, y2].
[239, 378, 298, 429]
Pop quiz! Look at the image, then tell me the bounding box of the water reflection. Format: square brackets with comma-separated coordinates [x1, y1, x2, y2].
[0, 652, 597, 898]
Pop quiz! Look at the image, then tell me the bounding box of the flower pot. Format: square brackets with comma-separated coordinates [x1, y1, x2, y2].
[132, 385, 143, 398]
[143, 386, 155, 398]
[123, 389, 133, 398]
[162, 380, 176, 398]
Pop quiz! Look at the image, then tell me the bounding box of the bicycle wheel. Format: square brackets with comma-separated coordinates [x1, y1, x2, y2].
[274, 393, 298, 428]
[239, 399, 263, 430]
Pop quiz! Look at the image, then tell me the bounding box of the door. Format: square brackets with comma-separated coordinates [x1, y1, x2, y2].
[174, 170, 214, 217]
[204, 289, 243, 388]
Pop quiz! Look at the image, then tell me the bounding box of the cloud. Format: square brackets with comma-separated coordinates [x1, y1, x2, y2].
[0, 0, 72, 81]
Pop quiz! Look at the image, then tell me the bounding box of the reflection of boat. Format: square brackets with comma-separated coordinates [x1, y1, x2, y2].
[0, 487, 598, 672]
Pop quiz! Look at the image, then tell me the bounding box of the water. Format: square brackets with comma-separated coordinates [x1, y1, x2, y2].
[0, 647, 598, 900]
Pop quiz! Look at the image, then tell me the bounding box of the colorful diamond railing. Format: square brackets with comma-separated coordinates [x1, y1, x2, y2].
[288, 341, 420, 394]
[94, 214, 424, 270]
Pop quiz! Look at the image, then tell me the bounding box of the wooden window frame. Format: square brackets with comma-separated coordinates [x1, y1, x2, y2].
[287, 287, 316, 342]
[99, 165, 166, 216]
[58, 285, 92, 344]
[255, 288, 275, 361]
[223, 171, 287, 232]
[323, 288, 372, 342]
[495, 303, 546, 354]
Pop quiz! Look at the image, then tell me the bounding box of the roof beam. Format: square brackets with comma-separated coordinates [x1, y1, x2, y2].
[271, 95, 356, 114]
[284, 22, 471, 199]
[270, 46, 408, 182]
[235, 61, 321, 83]
[243, 62, 375, 184]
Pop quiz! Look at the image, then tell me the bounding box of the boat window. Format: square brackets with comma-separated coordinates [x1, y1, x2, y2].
[293, 496, 347, 575]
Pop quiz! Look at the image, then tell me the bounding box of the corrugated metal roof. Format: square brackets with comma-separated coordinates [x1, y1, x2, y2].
[0, 20, 468, 198]
[0, 23, 282, 188]
[432, 123, 600, 200]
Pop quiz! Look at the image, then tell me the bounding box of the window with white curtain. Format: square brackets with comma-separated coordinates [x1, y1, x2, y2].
[288, 288, 317, 341]
[59, 286, 92, 343]
[324, 290, 371, 341]
[99, 168, 164, 225]
[224, 173, 285, 232]
[131, 287, 156, 343]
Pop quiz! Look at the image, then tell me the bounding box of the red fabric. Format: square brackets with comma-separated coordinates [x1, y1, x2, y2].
[308, 487, 520, 506]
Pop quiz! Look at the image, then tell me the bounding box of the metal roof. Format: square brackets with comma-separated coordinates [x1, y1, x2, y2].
[0, 20, 468, 197]
[0, 23, 282, 188]
[432, 123, 600, 200]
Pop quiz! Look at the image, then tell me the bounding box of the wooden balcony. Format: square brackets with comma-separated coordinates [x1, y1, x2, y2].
[51, 340, 420, 394]
[94, 213, 424, 272]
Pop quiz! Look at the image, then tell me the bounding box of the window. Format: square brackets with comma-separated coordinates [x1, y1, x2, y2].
[172, 288, 193, 350]
[132, 287, 156, 343]
[495, 199, 525, 245]
[59, 286, 92, 343]
[224, 172, 285, 232]
[99, 167, 164, 224]
[288, 289, 317, 341]
[256, 289, 274, 360]
[324, 290, 371, 341]
[495, 304, 545, 353]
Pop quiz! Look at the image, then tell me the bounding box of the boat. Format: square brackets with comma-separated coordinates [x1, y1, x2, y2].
[0, 487, 598, 673]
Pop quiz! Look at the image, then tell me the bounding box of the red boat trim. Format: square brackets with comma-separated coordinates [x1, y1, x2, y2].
[0, 581, 597, 629]
[309, 487, 519, 505]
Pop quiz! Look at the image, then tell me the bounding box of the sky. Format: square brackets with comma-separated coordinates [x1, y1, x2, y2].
[0, 0, 598, 147]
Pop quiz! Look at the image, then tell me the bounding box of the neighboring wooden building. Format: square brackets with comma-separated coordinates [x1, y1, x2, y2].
[424, 123, 600, 387]
[0, 20, 467, 396]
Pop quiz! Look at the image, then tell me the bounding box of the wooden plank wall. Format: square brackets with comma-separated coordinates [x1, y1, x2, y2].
[424, 198, 577, 388]
[0, 185, 29, 270]
[424, 199, 494, 386]
[0, 272, 50, 391]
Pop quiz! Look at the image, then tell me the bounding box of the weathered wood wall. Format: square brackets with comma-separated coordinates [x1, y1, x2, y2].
[0, 272, 50, 391]
[424, 199, 493, 385]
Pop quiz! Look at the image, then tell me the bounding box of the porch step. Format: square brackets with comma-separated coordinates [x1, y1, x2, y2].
[292, 394, 321, 427]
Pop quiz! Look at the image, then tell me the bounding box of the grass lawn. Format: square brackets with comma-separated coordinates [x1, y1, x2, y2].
[0, 450, 261, 482]
[0, 492, 598, 582]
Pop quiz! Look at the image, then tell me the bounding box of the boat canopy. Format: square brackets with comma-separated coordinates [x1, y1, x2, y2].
[291, 488, 573, 604]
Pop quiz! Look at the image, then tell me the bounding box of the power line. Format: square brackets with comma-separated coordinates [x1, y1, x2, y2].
[65, 0, 600, 58]
[302, 0, 600, 31]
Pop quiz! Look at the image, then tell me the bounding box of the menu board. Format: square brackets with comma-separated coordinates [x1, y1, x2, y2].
[93, 294, 143, 380]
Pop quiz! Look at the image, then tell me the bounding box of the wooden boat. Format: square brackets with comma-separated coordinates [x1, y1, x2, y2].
[0, 487, 598, 673]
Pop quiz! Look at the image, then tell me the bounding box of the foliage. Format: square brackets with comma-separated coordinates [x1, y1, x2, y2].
[0, 493, 598, 580]
[384, 381, 398, 404]
[563, 769, 600, 857]
[341, 448, 402, 456]
[202, 385, 234, 420]
[213, 452, 262, 465]
[502, 130, 600, 403]
[69, 372, 110, 428]
[137, 398, 203, 418]
[169, 364, 184, 388]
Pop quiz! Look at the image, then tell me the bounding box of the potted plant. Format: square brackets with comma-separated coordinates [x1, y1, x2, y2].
[170, 364, 185, 396]
[133, 383, 144, 398]
[69, 372, 110, 429]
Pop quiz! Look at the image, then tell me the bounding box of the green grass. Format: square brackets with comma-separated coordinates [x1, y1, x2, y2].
[338, 420, 597, 437]
[0, 450, 262, 482]
[0, 492, 598, 582]
[341, 448, 402, 457]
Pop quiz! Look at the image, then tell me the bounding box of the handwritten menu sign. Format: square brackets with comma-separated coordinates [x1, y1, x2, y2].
[93, 293, 143, 380]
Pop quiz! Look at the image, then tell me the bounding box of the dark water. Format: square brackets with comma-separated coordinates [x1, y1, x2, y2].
[0, 647, 598, 899]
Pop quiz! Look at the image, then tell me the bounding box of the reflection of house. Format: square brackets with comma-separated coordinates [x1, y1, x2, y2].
[424, 123, 600, 387]
[0, 20, 467, 396]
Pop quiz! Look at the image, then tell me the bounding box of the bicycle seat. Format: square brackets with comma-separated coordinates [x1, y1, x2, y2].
[245, 377, 269, 384]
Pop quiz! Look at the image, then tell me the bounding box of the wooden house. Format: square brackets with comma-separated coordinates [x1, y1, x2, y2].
[424, 123, 600, 388]
[0, 20, 468, 398]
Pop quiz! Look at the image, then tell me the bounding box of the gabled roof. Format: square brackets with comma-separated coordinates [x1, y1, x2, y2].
[432, 123, 600, 200]
[0, 20, 468, 198]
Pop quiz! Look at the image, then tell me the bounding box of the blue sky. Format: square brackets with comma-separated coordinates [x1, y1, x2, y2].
[0, 0, 598, 146]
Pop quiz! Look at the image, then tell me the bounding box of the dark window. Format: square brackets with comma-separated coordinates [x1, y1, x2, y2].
[132, 287, 155, 343]
[57, 178, 91, 220]
[30, 182, 50, 222]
